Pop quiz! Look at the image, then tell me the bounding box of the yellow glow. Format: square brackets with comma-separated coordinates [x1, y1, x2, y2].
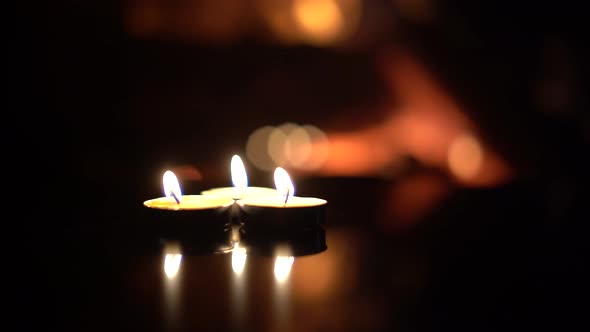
[274, 167, 295, 201]
[447, 134, 484, 181]
[231, 155, 248, 190]
[163, 170, 182, 202]
[164, 254, 182, 280]
[293, 0, 344, 43]
[231, 244, 248, 275]
[274, 256, 295, 283]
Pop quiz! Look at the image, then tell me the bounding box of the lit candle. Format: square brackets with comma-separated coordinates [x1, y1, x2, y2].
[237, 167, 327, 229]
[144, 170, 235, 210]
[201, 155, 278, 200]
[143, 170, 235, 241]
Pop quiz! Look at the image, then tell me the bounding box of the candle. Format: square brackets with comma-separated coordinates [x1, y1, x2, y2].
[201, 155, 278, 200]
[237, 167, 327, 229]
[144, 170, 235, 210]
[143, 170, 235, 242]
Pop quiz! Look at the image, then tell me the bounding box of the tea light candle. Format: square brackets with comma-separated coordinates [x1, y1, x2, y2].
[143, 171, 235, 210]
[201, 155, 278, 200]
[143, 170, 235, 241]
[237, 167, 327, 229]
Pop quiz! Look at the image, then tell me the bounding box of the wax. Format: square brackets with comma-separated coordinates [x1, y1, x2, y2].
[143, 195, 234, 210]
[237, 196, 327, 229]
[238, 196, 326, 208]
[200, 186, 278, 200]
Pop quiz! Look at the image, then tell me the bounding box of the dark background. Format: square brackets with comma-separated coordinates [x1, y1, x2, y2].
[20, 1, 588, 331]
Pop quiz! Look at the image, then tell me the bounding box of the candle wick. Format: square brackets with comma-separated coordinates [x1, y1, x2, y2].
[171, 192, 181, 204]
[284, 188, 289, 207]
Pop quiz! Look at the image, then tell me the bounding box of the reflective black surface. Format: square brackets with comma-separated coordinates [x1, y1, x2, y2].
[22, 1, 587, 331]
[26, 176, 587, 332]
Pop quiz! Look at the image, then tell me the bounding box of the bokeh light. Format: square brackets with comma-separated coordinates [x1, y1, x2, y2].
[246, 123, 329, 172]
[284, 125, 312, 168]
[293, 0, 344, 43]
[447, 134, 484, 181]
[300, 124, 330, 171]
[246, 126, 276, 171]
[257, 0, 362, 46]
[268, 124, 291, 166]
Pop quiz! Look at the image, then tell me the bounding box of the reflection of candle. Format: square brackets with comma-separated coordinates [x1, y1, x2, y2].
[164, 254, 183, 279]
[231, 243, 248, 275]
[144, 170, 234, 210]
[238, 167, 327, 228]
[201, 155, 278, 200]
[163, 242, 182, 331]
[163, 242, 183, 279]
[274, 256, 294, 283]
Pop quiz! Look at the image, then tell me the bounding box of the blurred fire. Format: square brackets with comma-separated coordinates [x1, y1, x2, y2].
[125, 0, 362, 46]
[302, 51, 513, 188]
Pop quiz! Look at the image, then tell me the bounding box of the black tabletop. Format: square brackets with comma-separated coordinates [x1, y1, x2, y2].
[20, 1, 587, 331]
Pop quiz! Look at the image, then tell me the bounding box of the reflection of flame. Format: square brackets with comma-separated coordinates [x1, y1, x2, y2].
[164, 254, 182, 280]
[231, 155, 248, 190]
[274, 256, 295, 283]
[231, 244, 248, 275]
[274, 167, 295, 201]
[163, 170, 182, 202]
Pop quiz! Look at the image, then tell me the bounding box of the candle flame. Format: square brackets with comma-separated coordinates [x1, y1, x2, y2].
[274, 167, 295, 203]
[274, 256, 295, 283]
[231, 155, 248, 190]
[164, 254, 182, 279]
[163, 171, 183, 203]
[231, 243, 248, 275]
